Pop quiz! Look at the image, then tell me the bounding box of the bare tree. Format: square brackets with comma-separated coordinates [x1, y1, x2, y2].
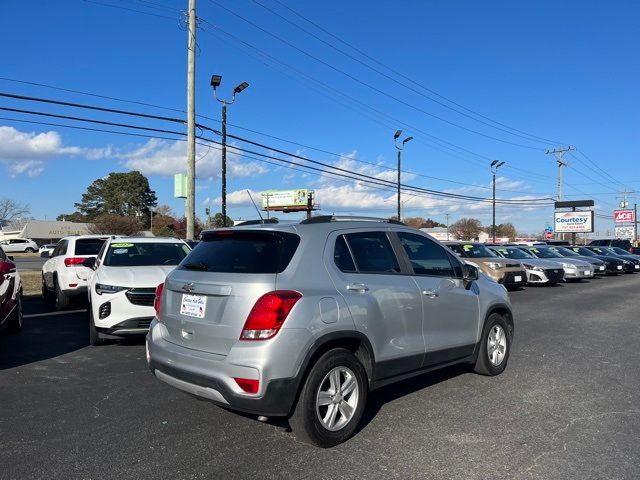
[0, 198, 31, 220]
[449, 218, 483, 241]
[88, 214, 144, 236]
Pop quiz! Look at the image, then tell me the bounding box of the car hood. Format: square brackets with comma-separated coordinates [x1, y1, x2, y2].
[571, 256, 605, 265]
[462, 257, 522, 268]
[519, 258, 563, 269]
[97, 265, 176, 288]
[556, 258, 591, 268]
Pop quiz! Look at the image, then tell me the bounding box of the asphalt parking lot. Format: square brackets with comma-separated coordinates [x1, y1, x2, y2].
[1, 275, 639, 480]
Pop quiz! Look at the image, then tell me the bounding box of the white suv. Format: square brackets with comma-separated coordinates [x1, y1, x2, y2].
[0, 238, 38, 253]
[85, 237, 191, 345]
[42, 235, 112, 310]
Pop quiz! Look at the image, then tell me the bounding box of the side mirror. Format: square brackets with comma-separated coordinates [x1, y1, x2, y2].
[40, 251, 50, 259]
[462, 264, 479, 282]
[7, 255, 14, 261]
[82, 257, 97, 269]
[0, 260, 16, 275]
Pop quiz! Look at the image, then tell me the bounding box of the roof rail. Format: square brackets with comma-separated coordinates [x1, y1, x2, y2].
[300, 215, 405, 225]
[234, 219, 279, 226]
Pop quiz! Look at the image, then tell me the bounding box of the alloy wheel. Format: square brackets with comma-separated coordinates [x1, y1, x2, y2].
[315, 366, 359, 432]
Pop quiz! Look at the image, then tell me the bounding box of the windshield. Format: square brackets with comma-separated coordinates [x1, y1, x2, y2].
[494, 247, 532, 259]
[103, 242, 190, 267]
[589, 247, 616, 257]
[572, 247, 597, 257]
[527, 247, 560, 259]
[551, 247, 580, 257]
[456, 243, 498, 258]
[610, 247, 630, 255]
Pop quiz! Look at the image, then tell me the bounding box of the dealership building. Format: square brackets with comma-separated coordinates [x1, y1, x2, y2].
[0, 219, 91, 244]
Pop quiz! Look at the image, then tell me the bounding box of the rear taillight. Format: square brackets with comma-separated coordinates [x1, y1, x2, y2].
[154, 283, 164, 319]
[240, 290, 302, 340]
[234, 377, 259, 394]
[64, 257, 85, 267]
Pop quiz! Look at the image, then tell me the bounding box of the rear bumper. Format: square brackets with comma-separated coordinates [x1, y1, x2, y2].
[146, 319, 308, 417]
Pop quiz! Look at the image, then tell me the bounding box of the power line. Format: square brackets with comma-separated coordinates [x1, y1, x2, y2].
[269, 0, 564, 147]
[206, 0, 544, 150]
[252, 0, 560, 147]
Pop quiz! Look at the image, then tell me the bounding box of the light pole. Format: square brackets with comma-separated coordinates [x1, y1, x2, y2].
[393, 130, 413, 221]
[490, 160, 505, 242]
[210, 75, 249, 227]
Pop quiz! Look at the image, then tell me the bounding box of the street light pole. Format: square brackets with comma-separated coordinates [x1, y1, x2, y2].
[490, 160, 505, 243]
[393, 130, 413, 222]
[211, 75, 249, 227]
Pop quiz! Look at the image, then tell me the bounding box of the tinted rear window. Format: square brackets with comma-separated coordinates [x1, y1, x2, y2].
[74, 238, 107, 256]
[182, 231, 300, 274]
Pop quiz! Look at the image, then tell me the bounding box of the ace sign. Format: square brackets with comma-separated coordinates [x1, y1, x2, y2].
[613, 210, 635, 223]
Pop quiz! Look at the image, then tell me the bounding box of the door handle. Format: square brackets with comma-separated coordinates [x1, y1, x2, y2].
[346, 283, 369, 293]
[422, 289, 439, 298]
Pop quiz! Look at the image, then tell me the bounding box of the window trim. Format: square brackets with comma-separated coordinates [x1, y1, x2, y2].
[394, 231, 457, 279]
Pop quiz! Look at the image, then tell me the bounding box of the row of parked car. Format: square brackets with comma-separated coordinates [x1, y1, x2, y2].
[1, 217, 638, 448]
[444, 241, 640, 289]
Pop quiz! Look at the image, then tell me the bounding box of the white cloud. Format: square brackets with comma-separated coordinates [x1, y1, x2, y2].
[118, 138, 267, 179]
[0, 126, 112, 177]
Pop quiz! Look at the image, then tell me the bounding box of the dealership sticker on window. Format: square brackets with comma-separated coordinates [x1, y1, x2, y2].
[463, 244, 474, 251]
[111, 243, 134, 248]
[112, 249, 128, 255]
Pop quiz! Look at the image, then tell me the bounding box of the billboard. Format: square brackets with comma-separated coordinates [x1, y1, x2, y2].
[262, 189, 309, 209]
[615, 226, 634, 240]
[613, 210, 635, 223]
[554, 211, 594, 233]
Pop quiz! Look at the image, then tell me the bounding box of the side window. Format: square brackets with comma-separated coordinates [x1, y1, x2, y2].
[52, 240, 68, 258]
[447, 244, 464, 256]
[334, 235, 356, 272]
[344, 232, 400, 274]
[398, 232, 455, 277]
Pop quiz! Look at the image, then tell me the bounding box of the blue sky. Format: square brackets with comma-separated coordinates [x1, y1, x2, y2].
[1, 0, 638, 235]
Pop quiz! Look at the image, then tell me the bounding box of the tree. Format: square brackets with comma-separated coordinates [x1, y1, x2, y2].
[75, 171, 157, 223]
[151, 204, 176, 237]
[88, 213, 144, 235]
[0, 198, 30, 220]
[56, 212, 87, 223]
[404, 216, 447, 229]
[449, 218, 483, 241]
[209, 213, 234, 228]
[172, 217, 204, 239]
[496, 223, 517, 240]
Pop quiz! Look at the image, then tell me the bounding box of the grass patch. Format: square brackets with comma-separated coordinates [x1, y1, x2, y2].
[19, 271, 42, 297]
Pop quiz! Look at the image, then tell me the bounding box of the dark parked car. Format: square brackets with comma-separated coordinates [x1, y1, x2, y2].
[0, 246, 23, 334]
[631, 246, 640, 255]
[589, 239, 633, 252]
[567, 246, 626, 275]
[586, 247, 638, 273]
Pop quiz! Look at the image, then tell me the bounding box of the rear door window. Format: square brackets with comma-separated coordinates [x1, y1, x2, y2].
[344, 232, 400, 274]
[334, 235, 356, 272]
[397, 232, 454, 277]
[181, 231, 300, 274]
[74, 238, 107, 256]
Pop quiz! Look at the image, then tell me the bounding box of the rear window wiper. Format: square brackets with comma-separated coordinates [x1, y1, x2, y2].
[182, 261, 209, 271]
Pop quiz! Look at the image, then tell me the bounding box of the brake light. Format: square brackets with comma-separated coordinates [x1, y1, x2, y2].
[240, 290, 302, 340]
[64, 257, 85, 267]
[154, 283, 164, 319]
[234, 377, 259, 394]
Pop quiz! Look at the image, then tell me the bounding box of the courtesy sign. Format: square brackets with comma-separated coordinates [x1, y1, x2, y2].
[554, 211, 594, 233]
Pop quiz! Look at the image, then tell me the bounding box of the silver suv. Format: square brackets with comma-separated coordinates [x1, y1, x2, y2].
[147, 217, 514, 447]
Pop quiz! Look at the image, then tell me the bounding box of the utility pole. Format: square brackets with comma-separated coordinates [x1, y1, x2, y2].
[393, 130, 413, 222]
[490, 160, 505, 243]
[446, 213, 450, 240]
[185, 0, 197, 240]
[545, 145, 575, 202]
[635, 203, 638, 246]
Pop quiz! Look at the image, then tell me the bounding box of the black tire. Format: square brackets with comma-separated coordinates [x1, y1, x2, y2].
[42, 276, 53, 303]
[289, 348, 367, 448]
[89, 307, 105, 346]
[54, 278, 70, 311]
[24, 248, 36, 253]
[5, 294, 23, 334]
[474, 313, 512, 376]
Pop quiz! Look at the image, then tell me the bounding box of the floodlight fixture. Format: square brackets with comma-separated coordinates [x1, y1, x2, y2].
[233, 81, 249, 94]
[210, 75, 222, 88]
[394, 130, 402, 140]
[403, 136, 414, 145]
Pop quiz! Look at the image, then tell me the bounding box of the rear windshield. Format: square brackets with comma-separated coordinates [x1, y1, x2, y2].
[74, 238, 107, 256]
[104, 242, 190, 267]
[180, 231, 300, 274]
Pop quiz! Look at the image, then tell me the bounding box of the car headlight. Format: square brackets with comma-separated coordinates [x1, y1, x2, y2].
[522, 263, 543, 271]
[486, 262, 504, 270]
[95, 283, 128, 295]
[561, 262, 574, 270]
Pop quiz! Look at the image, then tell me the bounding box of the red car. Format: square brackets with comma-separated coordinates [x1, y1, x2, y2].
[0, 246, 22, 334]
